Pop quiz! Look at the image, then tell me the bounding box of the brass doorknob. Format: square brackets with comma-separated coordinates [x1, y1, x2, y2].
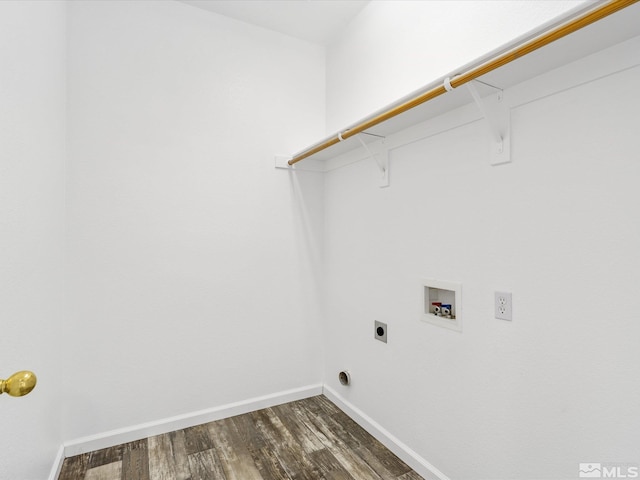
[0, 371, 37, 397]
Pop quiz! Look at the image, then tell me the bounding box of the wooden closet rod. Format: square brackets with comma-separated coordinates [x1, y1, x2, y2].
[288, 0, 638, 166]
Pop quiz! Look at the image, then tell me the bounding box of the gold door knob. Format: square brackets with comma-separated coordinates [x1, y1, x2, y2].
[0, 371, 37, 397]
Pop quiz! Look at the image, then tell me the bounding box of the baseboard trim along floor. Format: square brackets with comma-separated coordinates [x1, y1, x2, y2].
[47, 445, 65, 480]
[322, 385, 449, 480]
[62, 384, 323, 458]
[51, 383, 448, 480]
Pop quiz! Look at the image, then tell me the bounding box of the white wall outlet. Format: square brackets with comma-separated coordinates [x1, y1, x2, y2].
[495, 291, 512, 321]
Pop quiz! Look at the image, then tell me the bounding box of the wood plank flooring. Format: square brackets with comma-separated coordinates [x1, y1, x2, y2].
[58, 395, 424, 480]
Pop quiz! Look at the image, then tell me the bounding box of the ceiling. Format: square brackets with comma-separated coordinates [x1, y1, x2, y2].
[179, 0, 370, 45]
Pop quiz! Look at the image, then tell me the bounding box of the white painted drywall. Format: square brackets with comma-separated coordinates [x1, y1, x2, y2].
[4, 3, 635, 479]
[326, 0, 592, 133]
[64, 0, 325, 441]
[323, 30, 640, 480]
[0, 1, 67, 478]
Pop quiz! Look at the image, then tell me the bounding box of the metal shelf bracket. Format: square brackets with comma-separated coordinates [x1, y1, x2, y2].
[356, 134, 389, 188]
[466, 80, 511, 165]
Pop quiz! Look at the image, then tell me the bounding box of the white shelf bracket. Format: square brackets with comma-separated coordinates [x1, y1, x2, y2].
[466, 80, 511, 165]
[356, 134, 389, 188]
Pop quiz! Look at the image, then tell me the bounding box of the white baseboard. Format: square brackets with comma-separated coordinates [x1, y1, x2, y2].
[47, 445, 65, 480]
[322, 385, 450, 480]
[63, 384, 323, 458]
[57, 383, 448, 480]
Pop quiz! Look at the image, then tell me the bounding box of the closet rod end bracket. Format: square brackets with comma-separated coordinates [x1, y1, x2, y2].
[275, 155, 293, 169]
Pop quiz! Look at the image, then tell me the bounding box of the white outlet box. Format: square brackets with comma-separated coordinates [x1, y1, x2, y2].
[421, 279, 462, 332]
[495, 291, 512, 321]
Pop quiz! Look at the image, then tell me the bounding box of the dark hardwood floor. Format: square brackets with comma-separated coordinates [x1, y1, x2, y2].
[58, 395, 424, 480]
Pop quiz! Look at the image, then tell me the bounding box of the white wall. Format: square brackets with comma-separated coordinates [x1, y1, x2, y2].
[324, 27, 640, 480]
[0, 1, 67, 479]
[65, 0, 325, 441]
[4, 3, 636, 480]
[326, 0, 591, 133]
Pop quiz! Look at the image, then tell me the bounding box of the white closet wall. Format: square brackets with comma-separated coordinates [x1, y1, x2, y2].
[65, 0, 326, 442]
[323, 6, 640, 478]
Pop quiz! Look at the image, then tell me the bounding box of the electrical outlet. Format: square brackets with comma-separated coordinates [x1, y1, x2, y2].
[495, 292, 512, 321]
